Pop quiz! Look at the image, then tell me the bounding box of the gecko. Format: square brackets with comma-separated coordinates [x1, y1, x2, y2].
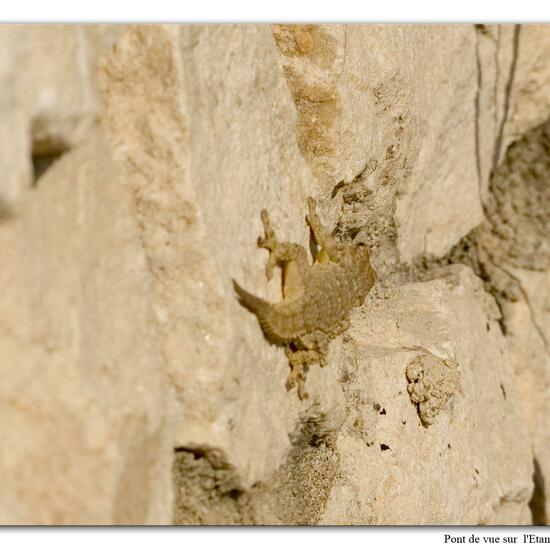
[233, 197, 376, 400]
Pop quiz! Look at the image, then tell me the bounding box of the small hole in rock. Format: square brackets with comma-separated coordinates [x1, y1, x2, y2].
[347, 226, 362, 239]
[32, 151, 65, 186]
[30, 119, 70, 186]
[500, 384, 507, 399]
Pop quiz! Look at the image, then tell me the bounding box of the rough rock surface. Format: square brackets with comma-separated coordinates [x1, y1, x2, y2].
[0, 24, 549, 525]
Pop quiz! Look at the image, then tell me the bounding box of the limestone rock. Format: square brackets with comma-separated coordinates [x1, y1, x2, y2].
[503, 25, 550, 161]
[97, 25, 348, 490]
[0, 25, 125, 208]
[0, 132, 174, 524]
[274, 25, 484, 262]
[323, 265, 534, 524]
[505, 269, 550, 525]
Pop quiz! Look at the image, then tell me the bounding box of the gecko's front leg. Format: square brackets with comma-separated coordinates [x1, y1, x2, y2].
[257, 208, 309, 300]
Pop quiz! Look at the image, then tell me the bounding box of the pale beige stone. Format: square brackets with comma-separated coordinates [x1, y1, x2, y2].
[505, 268, 550, 525]
[326, 266, 533, 524]
[503, 25, 550, 161]
[0, 25, 125, 207]
[0, 132, 174, 524]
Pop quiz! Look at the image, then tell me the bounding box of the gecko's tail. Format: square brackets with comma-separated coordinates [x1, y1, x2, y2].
[232, 279, 286, 345]
[233, 279, 270, 315]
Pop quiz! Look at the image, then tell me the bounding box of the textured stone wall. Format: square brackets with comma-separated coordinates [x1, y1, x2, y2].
[0, 24, 549, 525]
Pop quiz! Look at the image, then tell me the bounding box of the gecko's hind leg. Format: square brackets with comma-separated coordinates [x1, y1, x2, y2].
[314, 333, 330, 368]
[257, 209, 277, 254]
[258, 209, 310, 298]
[306, 197, 343, 263]
[300, 332, 330, 368]
[285, 347, 321, 400]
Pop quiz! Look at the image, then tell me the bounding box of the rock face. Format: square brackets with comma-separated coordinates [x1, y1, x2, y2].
[0, 24, 549, 525]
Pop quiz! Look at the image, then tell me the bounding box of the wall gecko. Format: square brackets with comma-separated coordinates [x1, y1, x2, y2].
[233, 197, 376, 399]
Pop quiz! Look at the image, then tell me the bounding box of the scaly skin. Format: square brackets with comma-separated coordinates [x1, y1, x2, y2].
[233, 197, 376, 399]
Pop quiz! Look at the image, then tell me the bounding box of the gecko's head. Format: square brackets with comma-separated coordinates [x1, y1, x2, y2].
[353, 240, 371, 258]
[338, 239, 372, 270]
[351, 240, 376, 276]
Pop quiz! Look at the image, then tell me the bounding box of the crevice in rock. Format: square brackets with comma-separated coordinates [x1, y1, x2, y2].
[492, 24, 521, 172]
[250, 415, 341, 525]
[172, 446, 249, 525]
[493, 26, 501, 145]
[529, 458, 547, 525]
[474, 25, 484, 197]
[496, 263, 550, 354]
